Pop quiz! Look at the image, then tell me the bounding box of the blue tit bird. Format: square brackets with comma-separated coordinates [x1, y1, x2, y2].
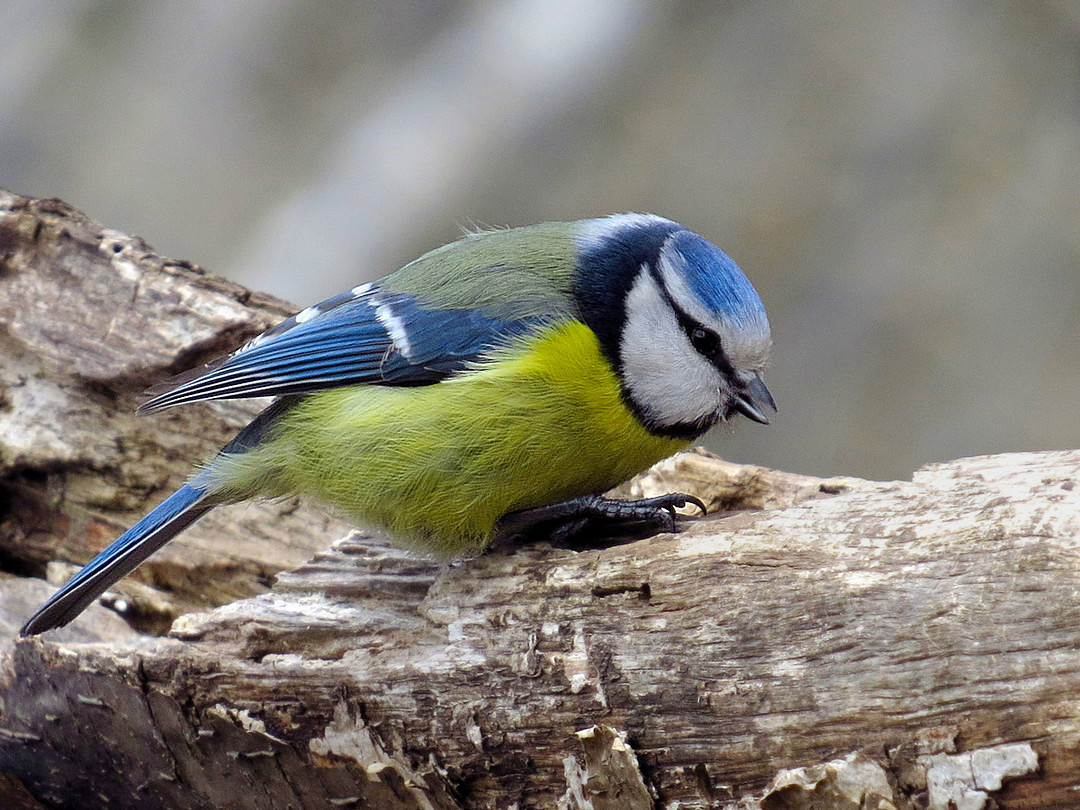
[21, 213, 775, 636]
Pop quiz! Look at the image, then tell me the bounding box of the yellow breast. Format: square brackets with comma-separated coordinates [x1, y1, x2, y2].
[214, 321, 690, 556]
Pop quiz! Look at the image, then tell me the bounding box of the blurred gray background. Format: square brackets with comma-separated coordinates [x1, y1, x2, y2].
[2, 0, 1078, 481]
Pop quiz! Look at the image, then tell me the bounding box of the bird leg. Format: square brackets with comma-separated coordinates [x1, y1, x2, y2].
[497, 492, 707, 549]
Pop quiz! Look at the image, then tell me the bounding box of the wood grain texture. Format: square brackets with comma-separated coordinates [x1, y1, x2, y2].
[0, 190, 1076, 809]
[0, 190, 351, 632]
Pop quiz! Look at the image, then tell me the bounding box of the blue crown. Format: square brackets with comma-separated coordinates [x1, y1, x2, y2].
[667, 230, 768, 331]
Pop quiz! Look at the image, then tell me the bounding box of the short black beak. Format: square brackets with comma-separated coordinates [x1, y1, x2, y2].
[732, 374, 777, 425]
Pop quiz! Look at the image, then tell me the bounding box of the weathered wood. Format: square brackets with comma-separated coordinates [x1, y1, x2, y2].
[0, 190, 1077, 809]
[0, 190, 351, 633]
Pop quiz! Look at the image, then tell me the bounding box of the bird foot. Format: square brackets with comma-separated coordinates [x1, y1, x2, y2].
[498, 492, 707, 550]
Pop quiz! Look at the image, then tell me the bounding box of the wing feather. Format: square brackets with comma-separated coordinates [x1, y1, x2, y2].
[139, 281, 554, 413]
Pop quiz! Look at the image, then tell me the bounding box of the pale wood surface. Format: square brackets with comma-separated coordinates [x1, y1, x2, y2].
[0, 190, 1076, 809]
[0, 190, 351, 633]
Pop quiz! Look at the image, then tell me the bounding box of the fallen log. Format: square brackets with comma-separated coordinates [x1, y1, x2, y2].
[0, 189, 1076, 809]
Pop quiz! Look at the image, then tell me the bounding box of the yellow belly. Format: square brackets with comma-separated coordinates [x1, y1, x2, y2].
[212, 321, 689, 556]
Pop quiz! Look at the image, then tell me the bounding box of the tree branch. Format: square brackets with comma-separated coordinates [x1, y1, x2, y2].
[0, 189, 1074, 809]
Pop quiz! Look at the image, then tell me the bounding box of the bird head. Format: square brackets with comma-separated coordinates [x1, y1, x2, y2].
[575, 214, 775, 439]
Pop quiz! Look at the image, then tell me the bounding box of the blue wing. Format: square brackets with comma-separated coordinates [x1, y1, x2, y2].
[139, 282, 551, 413]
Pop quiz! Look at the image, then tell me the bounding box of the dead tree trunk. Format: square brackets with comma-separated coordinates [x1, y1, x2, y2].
[0, 189, 1077, 809]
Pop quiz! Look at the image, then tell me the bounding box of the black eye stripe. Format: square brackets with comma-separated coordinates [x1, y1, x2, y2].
[677, 313, 732, 375]
[646, 264, 736, 376]
[689, 325, 720, 357]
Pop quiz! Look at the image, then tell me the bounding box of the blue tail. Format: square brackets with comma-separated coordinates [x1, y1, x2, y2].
[20, 398, 297, 636]
[19, 484, 214, 635]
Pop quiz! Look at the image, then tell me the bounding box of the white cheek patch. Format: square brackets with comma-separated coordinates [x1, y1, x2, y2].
[619, 270, 724, 427]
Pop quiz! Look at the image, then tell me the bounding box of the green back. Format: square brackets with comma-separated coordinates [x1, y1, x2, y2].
[383, 221, 580, 320]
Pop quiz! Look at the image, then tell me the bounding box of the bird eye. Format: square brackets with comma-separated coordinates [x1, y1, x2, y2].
[688, 325, 720, 358]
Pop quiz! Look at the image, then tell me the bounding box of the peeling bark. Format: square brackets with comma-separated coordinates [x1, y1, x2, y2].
[0, 190, 1078, 809]
[0, 190, 350, 633]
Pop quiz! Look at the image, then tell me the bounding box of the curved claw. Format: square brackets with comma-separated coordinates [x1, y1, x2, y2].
[635, 492, 708, 517]
[670, 493, 707, 516]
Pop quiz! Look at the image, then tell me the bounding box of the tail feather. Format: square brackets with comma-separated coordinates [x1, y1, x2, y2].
[19, 484, 214, 636]
[20, 398, 298, 636]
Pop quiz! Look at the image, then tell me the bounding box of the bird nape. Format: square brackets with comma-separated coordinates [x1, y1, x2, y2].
[21, 213, 774, 636]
